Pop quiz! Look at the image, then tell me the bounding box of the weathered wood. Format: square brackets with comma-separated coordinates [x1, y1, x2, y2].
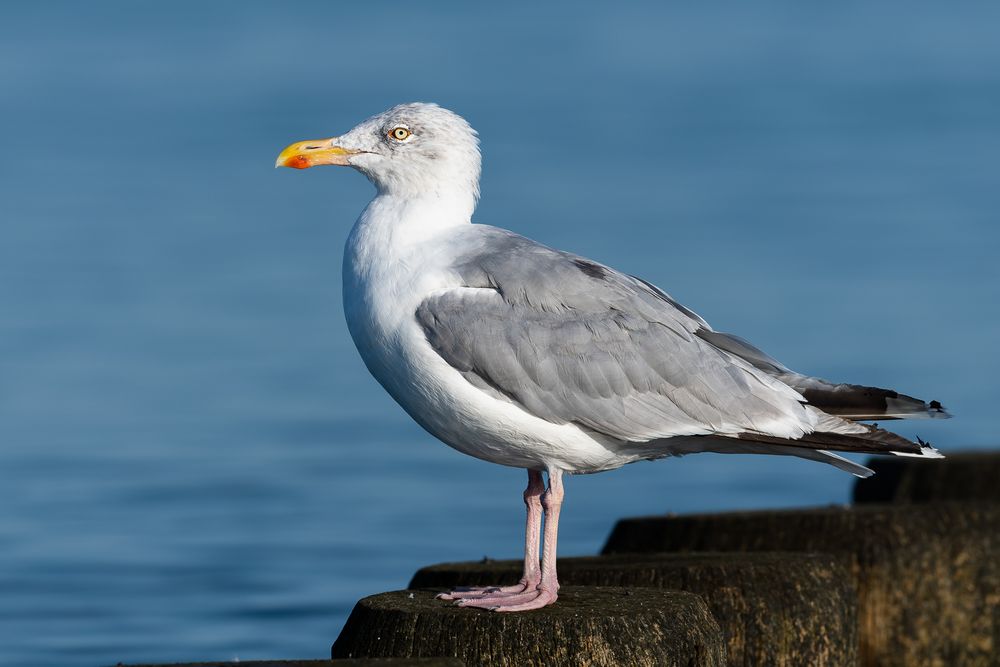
[603, 502, 1000, 667]
[118, 659, 463, 667]
[410, 552, 856, 667]
[854, 450, 1000, 503]
[332, 587, 725, 667]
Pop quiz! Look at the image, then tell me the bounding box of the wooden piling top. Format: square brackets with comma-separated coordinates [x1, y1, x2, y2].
[332, 587, 725, 667]
[602, 502, 1000, 667]
[854, 450, 1000, 503]
[411, 552, 857, 667]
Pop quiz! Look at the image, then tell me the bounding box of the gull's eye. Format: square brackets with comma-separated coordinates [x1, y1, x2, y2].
[389, 127, 411, 141]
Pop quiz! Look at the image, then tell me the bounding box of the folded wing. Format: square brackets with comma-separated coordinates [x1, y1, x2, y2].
[418, 226, 942, 461]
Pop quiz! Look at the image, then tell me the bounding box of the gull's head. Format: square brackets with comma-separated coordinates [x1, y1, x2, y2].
[276, 102, 481, 201]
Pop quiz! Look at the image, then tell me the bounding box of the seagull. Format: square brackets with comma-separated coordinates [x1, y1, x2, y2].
[276, 103, 948, 612]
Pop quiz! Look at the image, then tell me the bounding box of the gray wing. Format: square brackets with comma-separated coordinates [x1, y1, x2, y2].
[416, 227, 814, 442]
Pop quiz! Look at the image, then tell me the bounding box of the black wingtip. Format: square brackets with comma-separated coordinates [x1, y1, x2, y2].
[927, 400, 952, 419]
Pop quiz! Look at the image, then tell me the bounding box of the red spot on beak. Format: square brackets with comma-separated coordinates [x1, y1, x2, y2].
[287, 155, 312, 169]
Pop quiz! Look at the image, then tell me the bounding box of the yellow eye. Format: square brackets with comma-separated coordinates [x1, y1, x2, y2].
[389, 127, 411, 141]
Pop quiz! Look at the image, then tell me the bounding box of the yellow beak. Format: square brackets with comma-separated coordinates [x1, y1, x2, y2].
[275, 137, 360, 169]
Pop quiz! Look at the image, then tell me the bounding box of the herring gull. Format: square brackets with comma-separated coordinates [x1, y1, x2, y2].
[276, 103, 948, 612]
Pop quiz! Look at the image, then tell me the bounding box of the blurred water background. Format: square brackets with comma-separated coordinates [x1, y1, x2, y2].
[1, 2, 998, 665]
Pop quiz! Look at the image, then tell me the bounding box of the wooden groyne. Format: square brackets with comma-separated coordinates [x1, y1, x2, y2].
[853, 450, 1000, 504]
[603, 502, 1000, 667]
[332, 587, 724, 667]
[117, 659, 465, 666]
[124, 451, 1000, 667]
[410, 552, 857, 667]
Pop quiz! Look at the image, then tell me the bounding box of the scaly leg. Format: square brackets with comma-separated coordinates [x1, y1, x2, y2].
[437, 469, 544, 600]
[454, 468, 564, 611]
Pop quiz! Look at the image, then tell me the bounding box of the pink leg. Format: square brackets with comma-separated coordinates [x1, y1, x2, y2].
[453, 469, 564, 611]
[438, 469, 544, 600]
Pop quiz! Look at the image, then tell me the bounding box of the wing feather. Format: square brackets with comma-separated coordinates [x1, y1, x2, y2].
[417, 227, 816, 443]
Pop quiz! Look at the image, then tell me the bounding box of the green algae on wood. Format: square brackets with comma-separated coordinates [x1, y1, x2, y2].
[332, 587, 724, 667]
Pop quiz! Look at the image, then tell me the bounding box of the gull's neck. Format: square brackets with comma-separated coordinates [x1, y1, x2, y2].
[343, 189, 474, 350]
[350, 191, 475, 254]
[344, 190, 476, 300]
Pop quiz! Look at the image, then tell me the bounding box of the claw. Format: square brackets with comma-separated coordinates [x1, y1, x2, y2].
[437, 582, 530, 600]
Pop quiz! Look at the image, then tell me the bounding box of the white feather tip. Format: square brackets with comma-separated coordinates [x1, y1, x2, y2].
[891, 441, 945, 459]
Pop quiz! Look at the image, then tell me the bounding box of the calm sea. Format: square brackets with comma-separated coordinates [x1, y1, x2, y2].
[1, 2, 997, 665]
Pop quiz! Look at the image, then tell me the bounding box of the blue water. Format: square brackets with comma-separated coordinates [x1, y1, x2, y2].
[1, 2, 998, 665]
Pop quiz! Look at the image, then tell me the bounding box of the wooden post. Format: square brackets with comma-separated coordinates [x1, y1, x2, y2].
[411, 552, 857, 667]
[332, 587, 725, 667]
[602, 502, 1000, 667]
[854, 450, 1000, 503]
[117, 660, 464, 667]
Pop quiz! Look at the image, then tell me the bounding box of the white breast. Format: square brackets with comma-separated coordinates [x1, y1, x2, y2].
[340, 196, 630, 473]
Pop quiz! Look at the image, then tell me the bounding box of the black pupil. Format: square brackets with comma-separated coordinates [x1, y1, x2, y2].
[396, 129, 405, 138]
